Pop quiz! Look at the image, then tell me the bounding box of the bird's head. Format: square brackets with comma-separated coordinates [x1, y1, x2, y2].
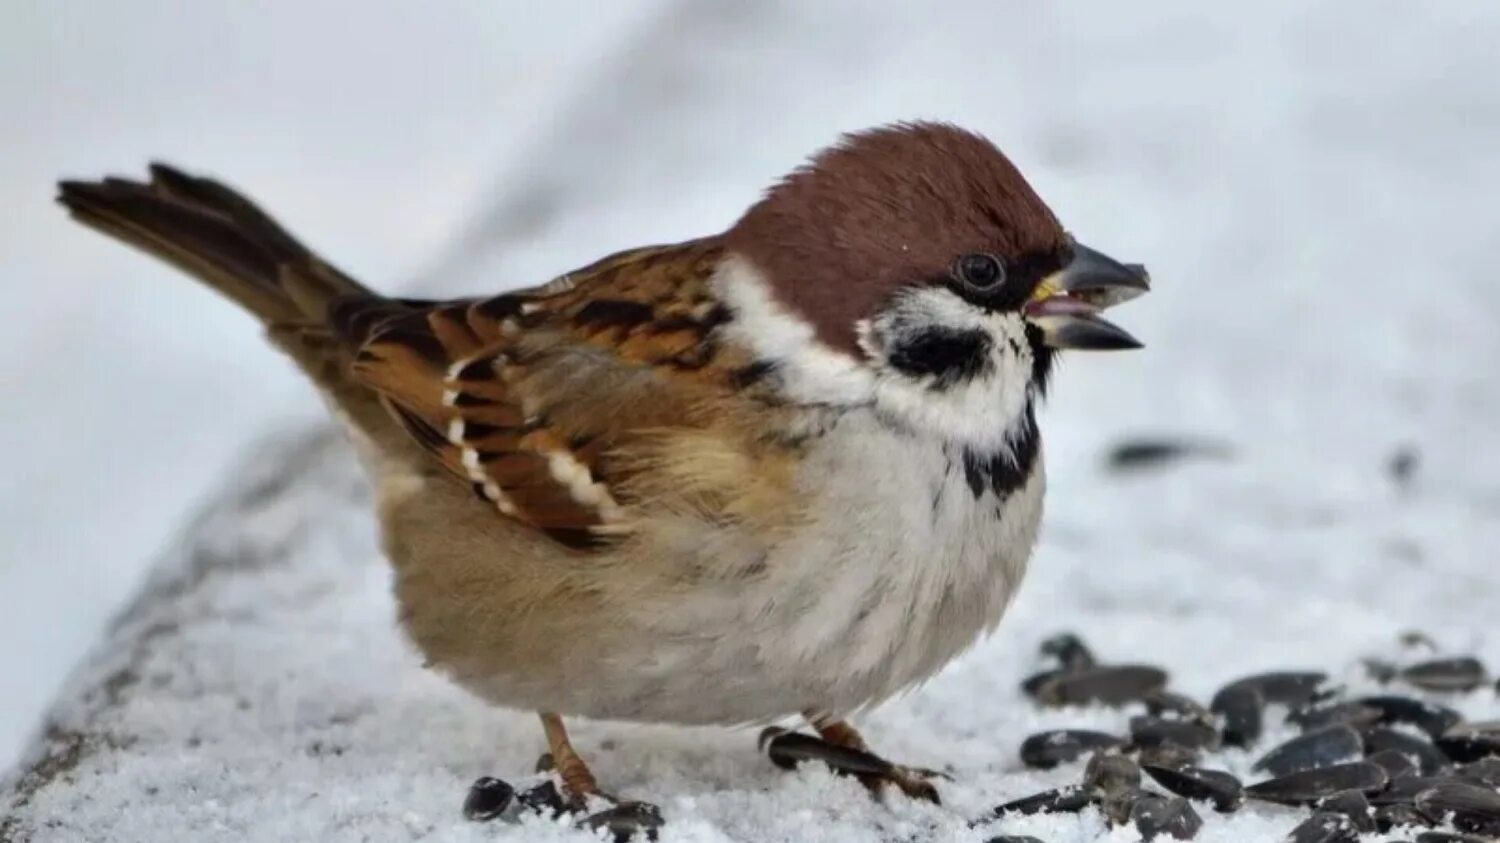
[720, 122, 1148, 450]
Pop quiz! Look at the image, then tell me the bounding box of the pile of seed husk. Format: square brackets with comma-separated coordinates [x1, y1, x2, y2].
[977, 633, 1500, 843]
[460, 758, 665, 842]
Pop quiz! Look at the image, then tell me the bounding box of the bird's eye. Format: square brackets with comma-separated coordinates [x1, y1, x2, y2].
[955, 253, 1005, 291]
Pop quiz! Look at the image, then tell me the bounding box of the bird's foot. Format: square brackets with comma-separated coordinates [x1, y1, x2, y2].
[538, 712, 616, 811]
[760, 725, 948, 805]
[533, 715, 665, 839]
[881, 764, 946, 804]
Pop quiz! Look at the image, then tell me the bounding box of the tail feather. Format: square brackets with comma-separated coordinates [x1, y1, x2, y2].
[58, 164, 453, 457]
[56, 164, 378, 326]
[145, 163, 309, 261]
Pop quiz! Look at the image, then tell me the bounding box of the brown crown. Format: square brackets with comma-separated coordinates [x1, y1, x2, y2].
[726, 122, 1066, 355]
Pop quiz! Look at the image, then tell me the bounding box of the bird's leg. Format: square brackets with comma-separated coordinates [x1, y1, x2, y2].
[539, 712, 601, 807]
[811, 716, 944, 804]
[814, 719, 869, 751]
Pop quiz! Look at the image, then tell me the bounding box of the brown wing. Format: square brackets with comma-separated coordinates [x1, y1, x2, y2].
[339, 239, 749, 550]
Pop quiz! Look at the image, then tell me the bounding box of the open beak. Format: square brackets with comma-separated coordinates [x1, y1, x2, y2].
[1024, 238, 1150, 350]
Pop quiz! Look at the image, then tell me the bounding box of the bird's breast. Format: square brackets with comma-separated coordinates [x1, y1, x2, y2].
[740, 409, 1046, 713]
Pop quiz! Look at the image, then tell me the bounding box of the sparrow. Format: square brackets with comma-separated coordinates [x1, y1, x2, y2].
[58, 122, 1148, 810]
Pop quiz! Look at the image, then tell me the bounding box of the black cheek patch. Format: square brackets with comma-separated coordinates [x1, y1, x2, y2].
[885, 327, 991, 387]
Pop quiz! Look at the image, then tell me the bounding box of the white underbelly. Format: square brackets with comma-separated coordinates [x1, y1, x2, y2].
[619, 412, 1044, 723]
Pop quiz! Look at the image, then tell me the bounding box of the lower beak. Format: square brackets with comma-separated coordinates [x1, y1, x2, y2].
[1024, 239, 1150, 351]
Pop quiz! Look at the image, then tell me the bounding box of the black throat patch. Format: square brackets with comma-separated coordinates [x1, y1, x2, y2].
[958, 402, 1041, 500]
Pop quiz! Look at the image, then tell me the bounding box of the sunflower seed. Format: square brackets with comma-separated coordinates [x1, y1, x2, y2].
[1288, 702, 1382, 733]
[759, 727, 890, 775]
[1318, 789, 1376, 833]
[1137, 744, 1203, 770]
[1454, 757, 1500, 788]
[1364, 727, 1451, 776]
[1105, 438, 1229, 473]
[1414, 781, 1500, 836]
[1124, 791, 1204, 840]
[517, 780, 566, 816]
[1437, 721, 1500, 763]
[1254, 725, 1364, 777]
[1084, 752, 1143, 795]
[1021, 668, 1066, 698]
[1374, 801, 1435, 833]
[989, 785, 1094, 818]
[1284, 811, 1360, 843]
[983, 837, 1048, 843]
[462, 776, 515, 822]
[1212, 684, 1264, 748]
[1245, 761, 1389, 806]
[1356, 696, 1464, 740]
[1214, 672, 1329, 709]
[1019, 730, 1125, 769]
[1039, 632, 1096, 672]
[1413, 832, 1498, 843]
[1368, 776, 1452, 807]
[1131, 716, 1221, 753]
[1144, 690, 1215, 726]
[1400, 657, 1487, 693]
[1030, 665, 1169, 707]
[579, 801, 665, 843]
[1367, 748, 1421, 782]
[1143, 764, 1243, 813]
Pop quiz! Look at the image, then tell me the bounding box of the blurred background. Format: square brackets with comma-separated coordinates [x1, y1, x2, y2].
[3, 0, 1499, 777]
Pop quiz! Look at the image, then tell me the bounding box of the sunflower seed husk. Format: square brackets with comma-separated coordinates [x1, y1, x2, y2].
[1317, 789, 1376, 833]
[989, 785, 1094, 818]
[1212, 684, 1264, 748]
[1214, 672, 1329, 709]
[1413, 781, 1500, 836]
[1142, 764, 1243, 813]
[1031, 665, 1170, 707]
[1020, 729, 1125, 770]
[1284, 811, 1360, 843]
[1366, 748, 1421, 782]
[1040, 632, 1097, 672]
[1131, 716, 1221, 753]
[1437, 721, 1500, 764]
[1401, 658, 1488, 693]
[1364, 727, 1451, 776]
[579, 801, 665, 843]
[1253, 725, 1363, 777]
[760, 728, 891, 776]
[462, 776, 515, 822]
[1245, 762, 1389, 806]
[1356, 696, 1462, 740]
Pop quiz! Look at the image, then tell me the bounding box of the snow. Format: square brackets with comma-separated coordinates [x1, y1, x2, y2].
[6, 1, 1500, 841]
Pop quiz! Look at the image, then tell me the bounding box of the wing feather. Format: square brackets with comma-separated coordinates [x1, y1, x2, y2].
[348, 239, 745, 549]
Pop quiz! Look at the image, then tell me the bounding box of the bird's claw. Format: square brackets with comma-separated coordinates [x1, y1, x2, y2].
[883, 765, 944, 804]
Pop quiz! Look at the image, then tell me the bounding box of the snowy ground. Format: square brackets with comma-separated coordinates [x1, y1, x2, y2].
[6, 1, 1500, 841]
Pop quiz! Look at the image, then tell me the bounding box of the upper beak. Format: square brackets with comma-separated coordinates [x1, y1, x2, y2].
[1024, 238, 1150, 350]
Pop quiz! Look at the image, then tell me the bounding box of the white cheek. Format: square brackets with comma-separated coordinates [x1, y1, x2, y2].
[713, 254, 876, 405]
[865, 288, 1038, 452]
[713, 256, 1037, 453]
[870, 333, 1034, 452]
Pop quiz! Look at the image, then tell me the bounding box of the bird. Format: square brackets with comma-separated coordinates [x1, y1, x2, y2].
[57, 121, 1148, 811]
